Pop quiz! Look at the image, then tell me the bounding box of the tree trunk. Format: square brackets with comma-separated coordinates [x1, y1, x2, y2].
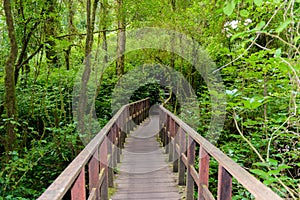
[45, 0, 58, 66]
[65, 0, 76, 70]
[100, 0, 109, 65]
[4, 0, 18, 152]
[77, 0, 99, 135]
[116, 0, 126, 76]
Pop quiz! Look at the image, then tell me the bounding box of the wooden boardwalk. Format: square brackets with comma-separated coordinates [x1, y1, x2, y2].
[111, 114, 182, 200]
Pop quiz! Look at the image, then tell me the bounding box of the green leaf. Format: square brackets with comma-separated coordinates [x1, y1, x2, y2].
[268, 169, 280, 175]
[263, 177, 277, 185]
[254, 0, 263, 6]
[240, 9, 249, 17]
[274, 48, 282, 57]
[250, 169, 270, 180]
[255, 21, 266, 30]
[253, 162, 269, 167]
[268, 158, 278, 166]
[275, 19, 292, 33]
[223, 0, 236, 16]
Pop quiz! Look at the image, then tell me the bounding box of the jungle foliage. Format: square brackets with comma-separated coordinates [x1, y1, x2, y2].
[0, 0, 299, 199]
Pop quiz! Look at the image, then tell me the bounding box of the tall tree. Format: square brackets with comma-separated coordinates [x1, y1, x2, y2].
[3, 0, 18, 152]
[116, 0, 126, 76]
[77, 0, 99, 135]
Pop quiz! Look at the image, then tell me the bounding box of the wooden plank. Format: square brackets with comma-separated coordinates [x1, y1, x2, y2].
[87, 188, 96, 200]
[217, 165, 232, 200]
[71, 167, 86, 200]
[201, 184, 215, 200]
[111, 115, 181, 200]
[190, 164, 199, 186]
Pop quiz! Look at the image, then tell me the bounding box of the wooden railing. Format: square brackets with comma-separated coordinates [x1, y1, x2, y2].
[38, 98, 150, 200]
[158, 105, 283, 200]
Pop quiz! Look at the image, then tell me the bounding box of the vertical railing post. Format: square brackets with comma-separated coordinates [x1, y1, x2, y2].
[168, 117, 174, 162]
[89, 150, 100, 199]
[107, 130, 114, 188]
[173, 122, 179, 172]
[178, 127, 186, 185]
[116, 122, 121, 163]
[71, 167, 86, 200]
[217, 165, 232, 200]
[100, 137, 109, 200]
[165, 115, 170, 153]
[112, 124, 117, 169]
[198, 147, 210, 200]
[186, 135, 195, 200]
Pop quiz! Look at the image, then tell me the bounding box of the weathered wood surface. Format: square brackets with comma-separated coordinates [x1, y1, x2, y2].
[111, 115, 182, 200]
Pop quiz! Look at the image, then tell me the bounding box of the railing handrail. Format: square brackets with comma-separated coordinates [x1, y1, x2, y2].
[159, 105, 282, 200]
[38, 98, 150, 200]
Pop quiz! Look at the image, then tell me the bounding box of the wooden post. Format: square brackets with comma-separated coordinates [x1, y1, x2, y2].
[89, 151, 99, 199]
[165, 115, 169, 153]
[71, 167, 86, 200]
[100, 137, 109, 199]
[217, 165, 232, 200]
[107, 131, 114, 188]
[116, 122, 121, 163]
[186, 136, 195, 200]
[198, 147, 210, 200]
[173, 122, 179, 172]
[169, 118, 174, 162]
[178, 127, 186, 185]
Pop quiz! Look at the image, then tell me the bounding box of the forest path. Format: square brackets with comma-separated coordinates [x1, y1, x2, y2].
[111, 115, 182, 200]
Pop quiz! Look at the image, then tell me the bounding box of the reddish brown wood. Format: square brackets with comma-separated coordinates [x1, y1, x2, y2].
[71, 167, 86, 200]
[159, 105, 283, 200]
[100, 137, 109, 199]
[178, 127, 186, 185]
[198, 146, 210, 200]
[107, 130, 114, 188]
[88, 151, 99, 198]
[217, 165, 232, 200]
[173, 122, 179, 172]
[186, 135, 195, 200]
[87, 188, 97, 200]
[38, 98, 150, 200]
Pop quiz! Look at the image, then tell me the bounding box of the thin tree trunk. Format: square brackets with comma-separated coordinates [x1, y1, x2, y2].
[77, 0, 99, 135]
[4, 0, 18, 152]
[116, 0, 126, 76]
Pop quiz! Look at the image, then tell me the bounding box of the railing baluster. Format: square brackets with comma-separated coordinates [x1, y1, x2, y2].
[178, 127, 186, 185]
[112, 124, 117, 169]
[187, 135, 196, 200]
[173, 122, 179, 172]
[116, 122, 121, 163]
[100, 137, 109, 200]
[89, 151, 99, 199]
[71, 167, 86, 200]
[165, 115, 170, 153]
[217, 165, 232, 200]
[198, 146, 210, 200]
[107, 130, 114, 188]
[168, 117, 174, 162]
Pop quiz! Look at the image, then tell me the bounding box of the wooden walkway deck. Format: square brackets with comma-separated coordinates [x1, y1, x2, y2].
[111, 114, 182, 200]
